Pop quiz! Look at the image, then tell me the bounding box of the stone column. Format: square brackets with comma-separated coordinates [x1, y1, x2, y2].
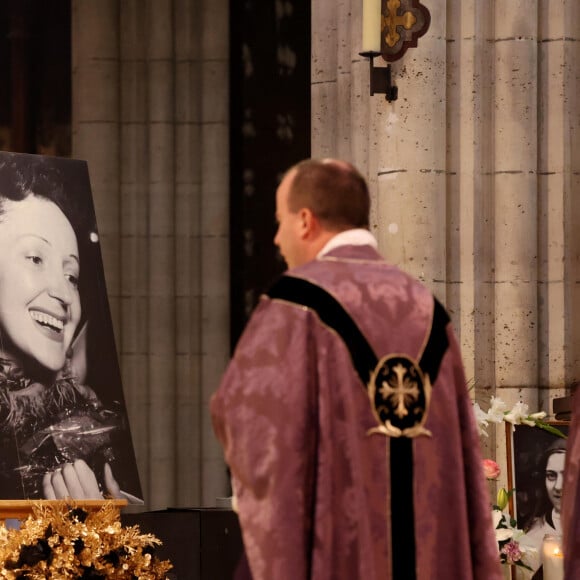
[118, 0, 150, 499]
[492, 1, 539, 411]
[72, 0, 121, 333]
[199, 0, 231, 506]
[311, 0, 379, 225]
[145, 0, 178, 509]
[564, 2, 580, 392]
[313, 0, 448, 295]
[311, 0, 339, 158]
[538, 0, 580, 411]
[376, 0, 447, 304]
[446, 0, 495, 390]
[173, 0, 203, 507]
[73, 0, 230, 509]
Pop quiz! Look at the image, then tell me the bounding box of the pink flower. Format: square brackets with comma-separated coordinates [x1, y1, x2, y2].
[483, 459, 501, 480]
[501, 540, 523, 564]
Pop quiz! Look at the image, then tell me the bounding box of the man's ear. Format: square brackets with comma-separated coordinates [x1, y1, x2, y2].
[298, 207, 317, 239]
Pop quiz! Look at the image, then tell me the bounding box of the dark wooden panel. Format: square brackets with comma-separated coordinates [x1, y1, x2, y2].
[121, 508, 244, 580]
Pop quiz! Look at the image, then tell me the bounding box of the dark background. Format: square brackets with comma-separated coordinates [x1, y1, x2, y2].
[229, 0, 311, 348]
[0, 0, 71, 155]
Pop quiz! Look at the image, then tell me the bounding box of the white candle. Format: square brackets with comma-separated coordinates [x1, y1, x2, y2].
[361, 0, 382, 53]
[542, 535, 564, 580]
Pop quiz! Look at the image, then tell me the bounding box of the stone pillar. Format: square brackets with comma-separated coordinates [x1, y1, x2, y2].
[145, 0, 178, 509]
[376, 0, 447, 303]
[313, 0, 448, 292]
[173, 0, 203, 507]
[72, 0, 121, 332]
[118, 0, 150, 499]
[446, 0, 495, 390]
[311, 0, 339, 158]
[199, 0, 231, 506]
[73, 0, 230, 509]
[538, 0, 580, 411]
[492, 2, 539, 410]
[490, 1, 540, 481]
[564, 1, 580, 393]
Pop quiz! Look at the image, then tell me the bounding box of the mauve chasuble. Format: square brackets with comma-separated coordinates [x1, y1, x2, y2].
[211, 245, 501, 580]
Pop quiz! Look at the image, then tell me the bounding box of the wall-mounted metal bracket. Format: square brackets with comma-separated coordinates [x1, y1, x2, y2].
[359, 51, 398, 103]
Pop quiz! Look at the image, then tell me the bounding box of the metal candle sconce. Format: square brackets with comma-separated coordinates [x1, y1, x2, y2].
[360, 0, 431, 102]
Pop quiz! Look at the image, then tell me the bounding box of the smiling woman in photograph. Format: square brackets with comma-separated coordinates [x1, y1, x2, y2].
[0, 152, 141, 502]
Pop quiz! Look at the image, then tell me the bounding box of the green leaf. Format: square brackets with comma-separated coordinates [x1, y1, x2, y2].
[533, 420, 568, 439]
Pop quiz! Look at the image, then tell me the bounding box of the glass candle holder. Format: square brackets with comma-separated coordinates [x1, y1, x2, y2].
[542, 534, 564, 580]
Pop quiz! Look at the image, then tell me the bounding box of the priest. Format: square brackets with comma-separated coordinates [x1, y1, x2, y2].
[211, 158, 501, 580]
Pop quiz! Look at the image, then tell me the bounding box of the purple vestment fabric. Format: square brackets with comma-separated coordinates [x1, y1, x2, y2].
[563, 389, 580, 579]
[211, 245, 502, 580]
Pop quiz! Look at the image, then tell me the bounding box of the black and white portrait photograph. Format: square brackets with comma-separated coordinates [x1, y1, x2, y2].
[0, 151, 142, 502]
[510, 422, 569, 577]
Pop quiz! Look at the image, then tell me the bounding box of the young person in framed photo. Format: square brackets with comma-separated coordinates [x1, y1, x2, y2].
[512, 424, 568, 578]
[521, 439, 566, 547]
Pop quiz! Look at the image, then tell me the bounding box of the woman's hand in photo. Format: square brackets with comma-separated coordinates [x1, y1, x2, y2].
[42, 459, 122, 500]
[103, 461, 123, 498]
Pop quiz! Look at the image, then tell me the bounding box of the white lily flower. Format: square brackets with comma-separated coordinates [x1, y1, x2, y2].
[517, 533, 541, 571]
[496, 528, 514, 542]
[529, 411, 547, 420]
[487, 397, 508, 423]
[473, 403, 489, 437]
[504, 401, 530, 425]
[492, 509, 504, 529]
[492, 508, 517, 544]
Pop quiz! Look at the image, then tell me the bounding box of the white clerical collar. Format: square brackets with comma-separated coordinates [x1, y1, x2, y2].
[317, 228, 378, 258]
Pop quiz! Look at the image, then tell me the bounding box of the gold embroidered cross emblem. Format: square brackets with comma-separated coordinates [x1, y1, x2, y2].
[367, 355, 432, 439]
[379, 362, 419, 418]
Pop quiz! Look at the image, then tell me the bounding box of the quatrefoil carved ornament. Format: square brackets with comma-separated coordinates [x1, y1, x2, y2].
[381, 0, 431, 62]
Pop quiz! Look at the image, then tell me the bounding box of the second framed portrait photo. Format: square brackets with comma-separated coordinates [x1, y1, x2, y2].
[506, 420, 569, 577]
